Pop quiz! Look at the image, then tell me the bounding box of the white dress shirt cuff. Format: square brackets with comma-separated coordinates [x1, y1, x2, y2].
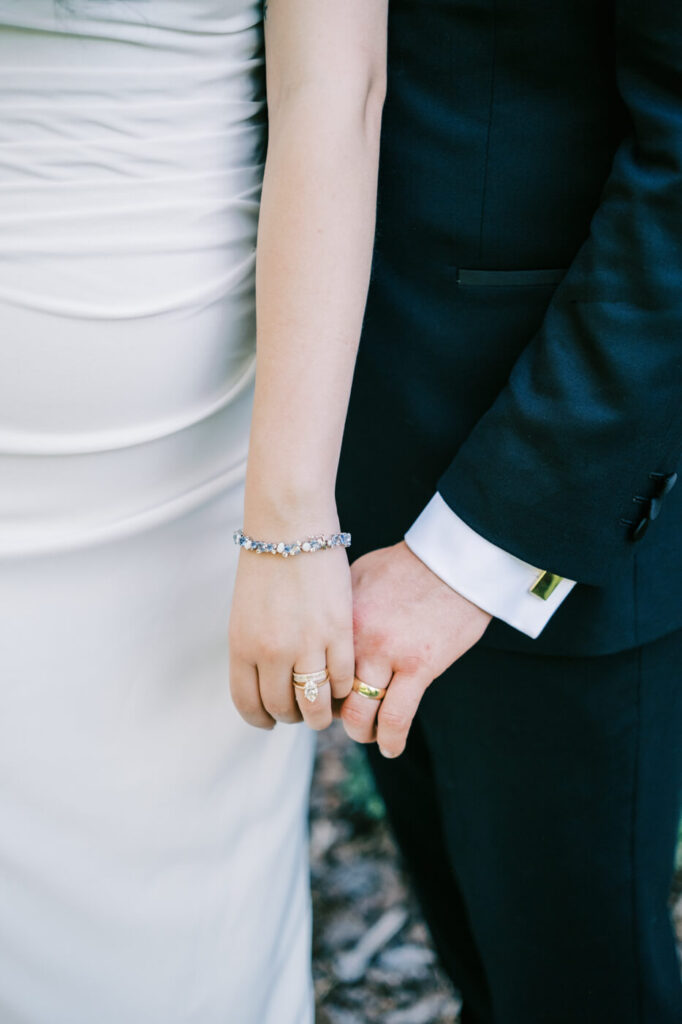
[404, 492, 576, 639]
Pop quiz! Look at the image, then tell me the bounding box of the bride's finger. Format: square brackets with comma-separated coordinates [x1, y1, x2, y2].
[258, 658, 302, 724]
[326, 638, 355, 700]
[340, 657, 392, 744]
[229, 658, 276, 730]
[293, 653, 333, 731]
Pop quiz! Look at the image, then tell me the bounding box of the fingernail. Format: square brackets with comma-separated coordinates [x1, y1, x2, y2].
[379, 746, 397, 759]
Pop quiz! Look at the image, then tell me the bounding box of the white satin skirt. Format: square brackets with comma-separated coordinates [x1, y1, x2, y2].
[0, 2, 316, 1021]
[0, 386, 316, 1024]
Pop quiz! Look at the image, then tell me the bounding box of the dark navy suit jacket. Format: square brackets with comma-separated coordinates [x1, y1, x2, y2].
[336, 0, 682, 656]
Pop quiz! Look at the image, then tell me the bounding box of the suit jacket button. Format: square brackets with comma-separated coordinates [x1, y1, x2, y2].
[657, 472, 678, 497]
[631, 516, 650, 541]
[648, 496, 662, 521]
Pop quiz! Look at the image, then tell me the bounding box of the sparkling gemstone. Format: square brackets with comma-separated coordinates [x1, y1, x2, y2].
[304, 681, 318, 702]
[301, 542, 311, 552]
[277, 542, 285, 553]
[243, 538, 252, 549]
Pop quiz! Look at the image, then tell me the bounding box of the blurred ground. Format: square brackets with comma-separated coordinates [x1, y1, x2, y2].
[310, 722, 460, 1024]
[310, 721, 682, 1024]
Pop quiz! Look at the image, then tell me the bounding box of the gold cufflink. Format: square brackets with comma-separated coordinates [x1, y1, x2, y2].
[529, 570, 563, 600]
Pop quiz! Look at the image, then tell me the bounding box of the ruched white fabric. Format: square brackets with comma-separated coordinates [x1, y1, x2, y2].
[0, 3, 315, 1022]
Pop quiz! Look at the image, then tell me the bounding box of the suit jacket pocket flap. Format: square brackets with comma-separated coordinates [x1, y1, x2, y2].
[456, 267, 567, 287]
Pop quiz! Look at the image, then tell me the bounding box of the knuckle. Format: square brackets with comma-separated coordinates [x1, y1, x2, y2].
[352, 618, 389, 658]
[258, 638, 290, 662]
[341, 701, 373, 730]
[236, 699, 265, 724]
[402, 653, 428, 676]
[369, 630, 391, 653]
[378, 706, 411, 732]
[260, 626, 301, 662]
[266, 699, 296, 720]
[247, 715, 276, 731]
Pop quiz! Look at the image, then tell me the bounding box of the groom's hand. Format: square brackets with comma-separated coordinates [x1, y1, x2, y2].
[340, 541, 492, 757]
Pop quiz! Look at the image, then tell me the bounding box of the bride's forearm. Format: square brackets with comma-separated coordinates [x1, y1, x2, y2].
[243, 86, 384, 534]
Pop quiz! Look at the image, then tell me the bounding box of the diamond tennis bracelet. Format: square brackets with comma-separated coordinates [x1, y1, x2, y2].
[233, 529, 351, 558]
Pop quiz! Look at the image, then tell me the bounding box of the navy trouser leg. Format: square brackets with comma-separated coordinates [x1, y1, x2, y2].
[368, 722, 493, 1023]
[369, 628, 682, 1023]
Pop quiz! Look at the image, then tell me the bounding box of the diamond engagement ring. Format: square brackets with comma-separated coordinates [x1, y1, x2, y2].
[292, 670, 330, 703]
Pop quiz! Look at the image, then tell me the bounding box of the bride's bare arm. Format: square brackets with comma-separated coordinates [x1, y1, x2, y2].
[229, 0, 388, 730]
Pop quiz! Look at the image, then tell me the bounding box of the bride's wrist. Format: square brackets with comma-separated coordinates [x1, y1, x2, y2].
[242, 485, 339, 538]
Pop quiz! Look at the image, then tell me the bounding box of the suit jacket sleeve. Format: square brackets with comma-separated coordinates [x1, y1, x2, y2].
[437, 0, 682, 587]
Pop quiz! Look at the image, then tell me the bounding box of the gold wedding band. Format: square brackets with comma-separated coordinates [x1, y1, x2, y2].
[292, 669, 330, 704]
[352, 677, 387, 701]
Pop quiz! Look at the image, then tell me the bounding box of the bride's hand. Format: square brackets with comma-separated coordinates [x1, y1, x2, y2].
[228, 515, 355, 731]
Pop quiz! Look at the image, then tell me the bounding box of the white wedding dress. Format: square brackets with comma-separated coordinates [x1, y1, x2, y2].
[0, 2, 315, 1022]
